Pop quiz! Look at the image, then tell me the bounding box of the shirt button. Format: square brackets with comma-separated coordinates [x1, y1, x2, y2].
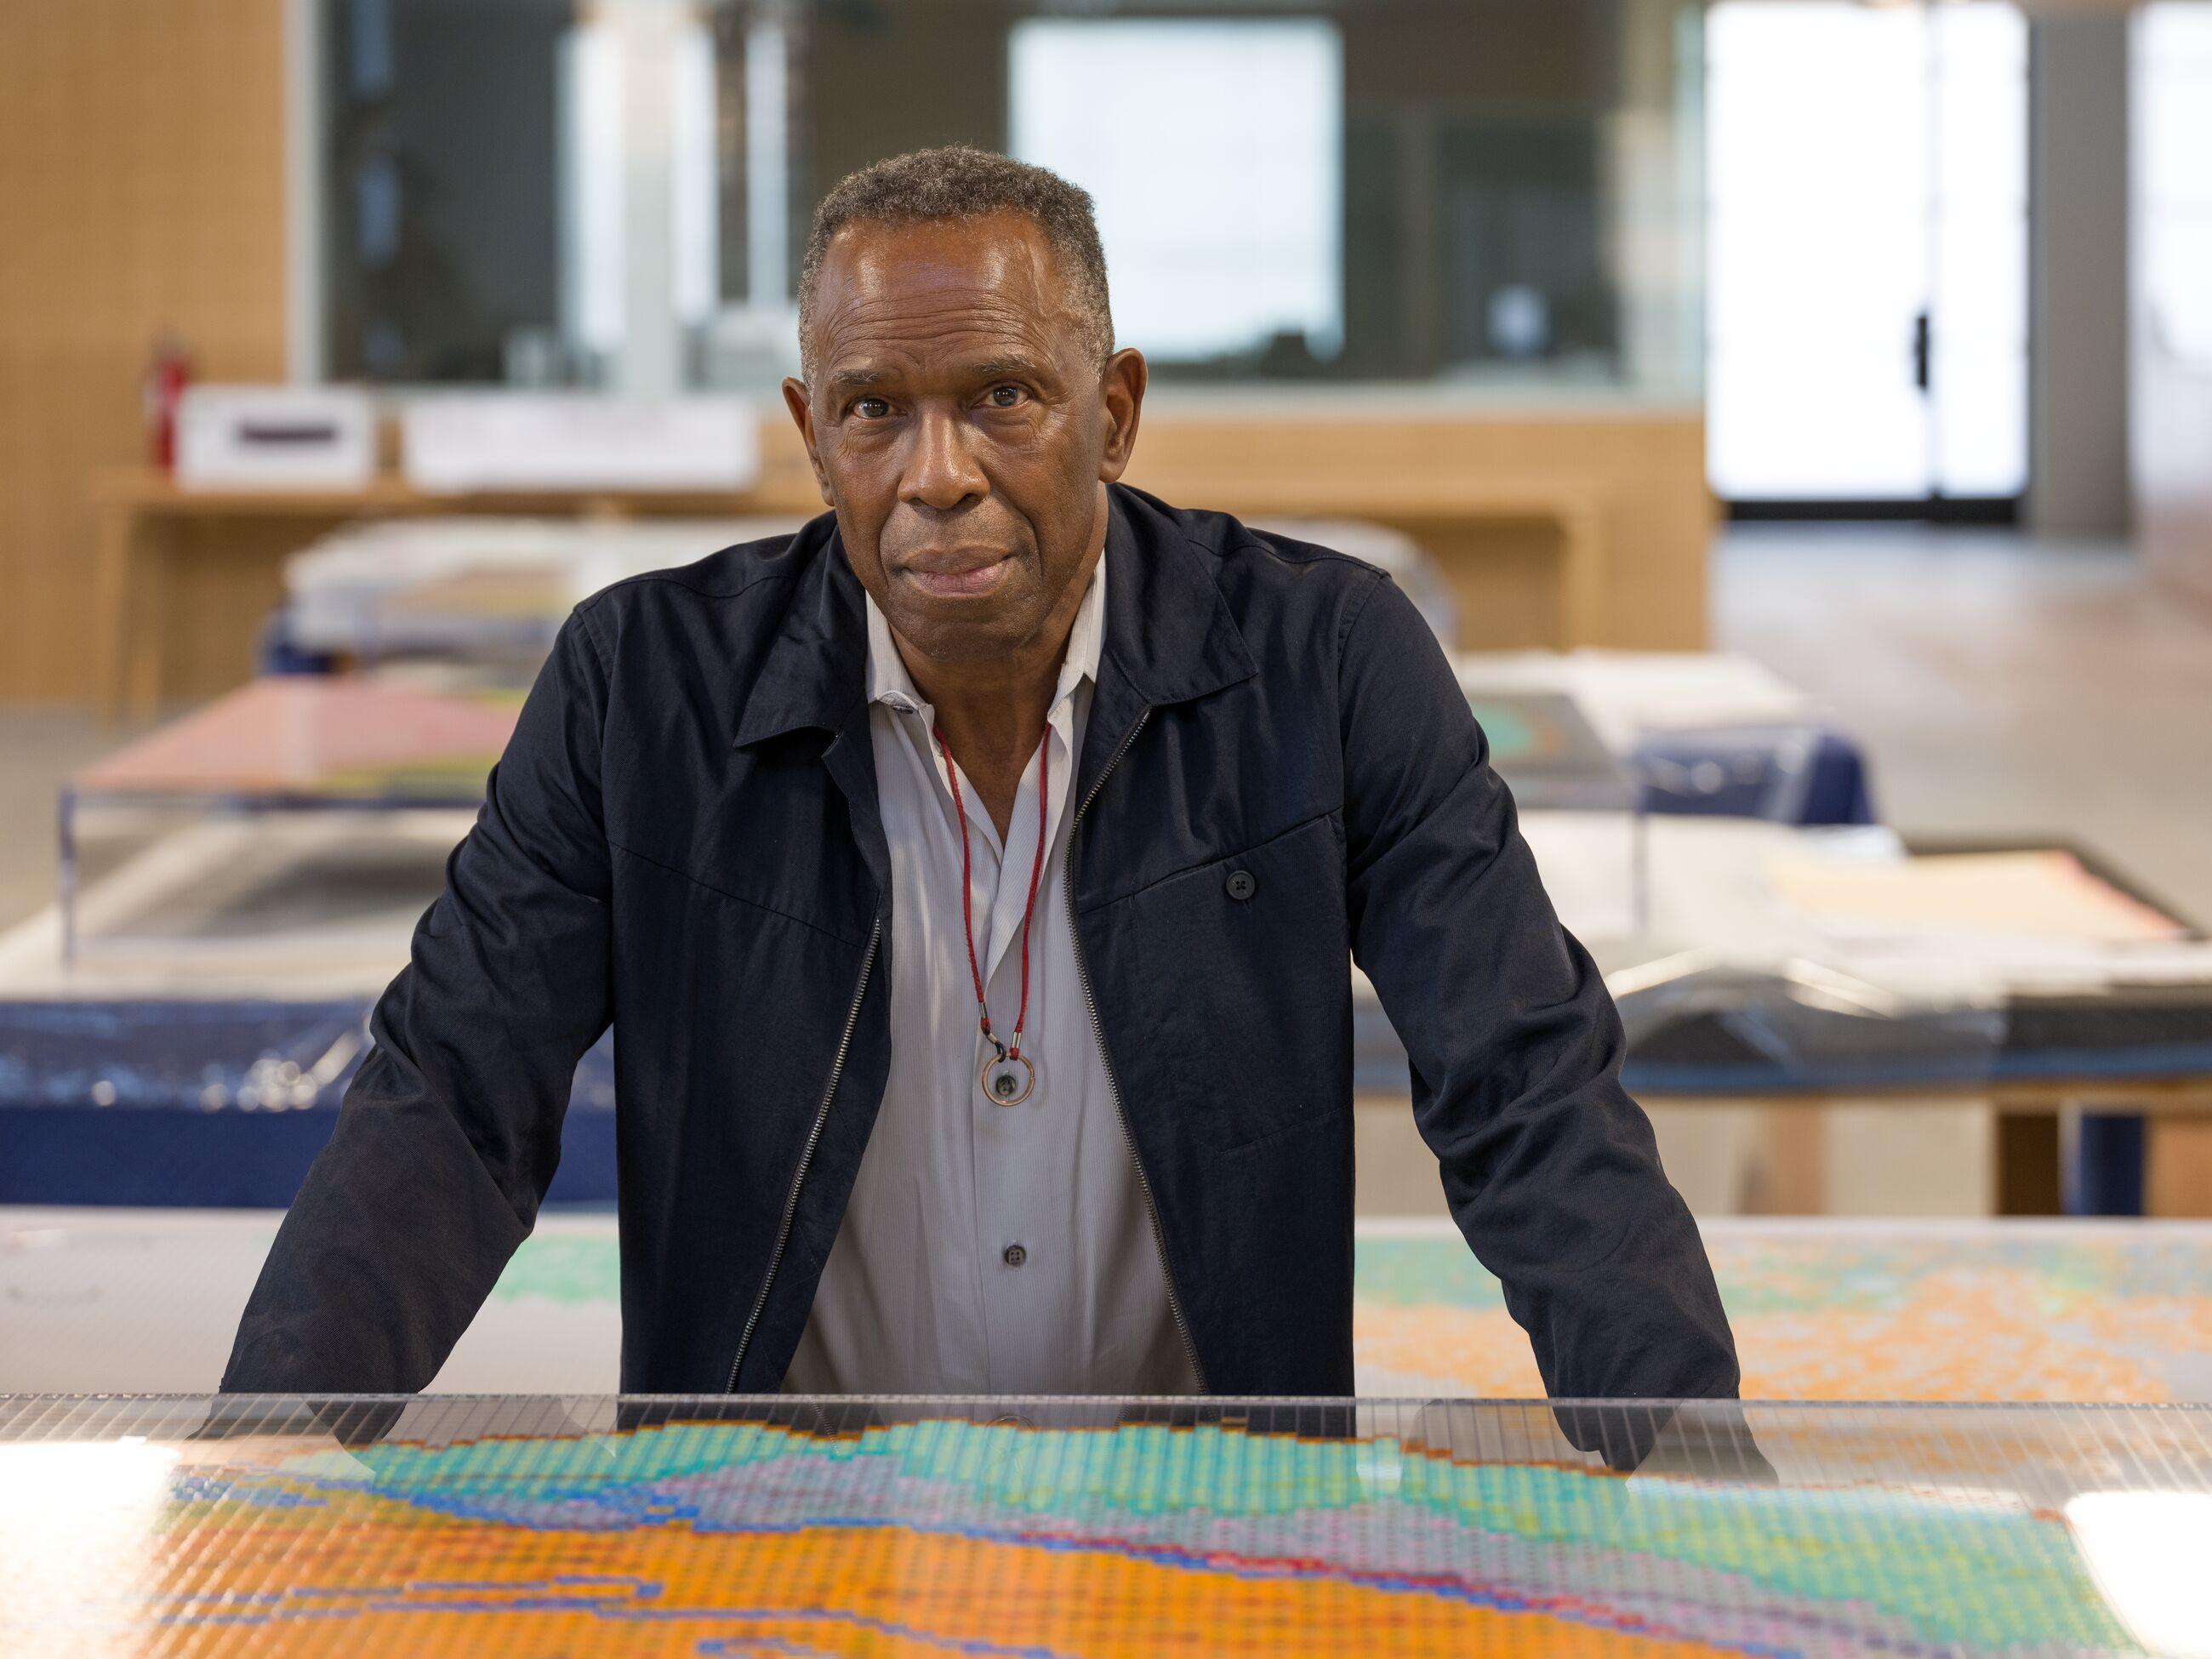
[1002, 1243, 1027, 1268]
[1226, 869, 1257, 902]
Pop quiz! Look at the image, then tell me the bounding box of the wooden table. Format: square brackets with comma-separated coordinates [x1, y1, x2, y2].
[88, 471, 821, 721]
[1667, 1079, 2212, 1218]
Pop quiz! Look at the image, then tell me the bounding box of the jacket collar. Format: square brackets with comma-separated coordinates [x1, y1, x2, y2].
[730, 483, 1254, 753]
[730, 516, 869, 750]
[1093, 482, 1256, 713]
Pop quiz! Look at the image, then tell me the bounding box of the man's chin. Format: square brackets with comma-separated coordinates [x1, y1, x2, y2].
[885, 604, 1037, 670]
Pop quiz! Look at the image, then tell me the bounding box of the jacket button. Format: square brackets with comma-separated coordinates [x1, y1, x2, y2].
[1002, 1243, 1027, 1268]
[1226, 869, 1257, 902]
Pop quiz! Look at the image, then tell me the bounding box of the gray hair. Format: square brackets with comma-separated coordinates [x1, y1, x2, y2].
[797, 145, 1115, 380]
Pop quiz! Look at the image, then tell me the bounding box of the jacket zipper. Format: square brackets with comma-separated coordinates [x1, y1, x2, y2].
[1063, 710, 1210, 1392]
[726, 914, 883, 1392]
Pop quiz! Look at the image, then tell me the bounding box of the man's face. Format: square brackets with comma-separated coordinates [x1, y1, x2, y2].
[785, 213, 1142, 666]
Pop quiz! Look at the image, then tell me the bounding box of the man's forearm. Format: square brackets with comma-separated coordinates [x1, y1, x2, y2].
[222, 1085, 530, 1393]
[1336, 573, 1738, 1403]
[1417, 1000, 1742, 1403]
[226, 612, 613, 1394]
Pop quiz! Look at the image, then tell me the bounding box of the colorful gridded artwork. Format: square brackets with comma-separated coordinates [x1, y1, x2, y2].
[472, 1221, 2212, 1403]
[4, 1396, 2206, 1657]
[1349, 1222, 2212, 1403]
[14, 1215, 2212, 1403]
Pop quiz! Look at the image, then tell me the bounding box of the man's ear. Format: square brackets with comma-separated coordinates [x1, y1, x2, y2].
[1097, 347, 1147, 484]
[781, 377, 835, 506]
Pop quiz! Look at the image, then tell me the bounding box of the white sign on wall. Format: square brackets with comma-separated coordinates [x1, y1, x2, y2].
[402, 395, 761, 493]
[174, 387, 378, 491]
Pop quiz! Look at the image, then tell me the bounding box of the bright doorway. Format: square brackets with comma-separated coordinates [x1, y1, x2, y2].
[1705, 2, 2029, 510]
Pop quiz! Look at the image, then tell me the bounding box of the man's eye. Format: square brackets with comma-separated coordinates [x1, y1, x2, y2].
[853, 396, 891, 419]
[986, 385, 1026, 409]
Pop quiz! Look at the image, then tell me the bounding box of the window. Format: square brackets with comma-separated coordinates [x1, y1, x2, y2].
[319, 0, 573, 384]
[2137, 3, 2212, 368]
[311, 0, 1706, 397]
[1009, 20, 1343, 367]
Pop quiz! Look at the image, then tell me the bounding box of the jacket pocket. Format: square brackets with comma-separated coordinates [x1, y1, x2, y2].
[1082, 812, 1353, 1153]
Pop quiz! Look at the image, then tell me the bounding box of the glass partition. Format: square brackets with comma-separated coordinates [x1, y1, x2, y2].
[313, 0, 1707, 400]
[317, 0, 575, 385]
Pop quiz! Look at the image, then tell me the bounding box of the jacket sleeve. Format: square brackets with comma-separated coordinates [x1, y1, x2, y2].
[1338, 572, 1739, 1401]
[222, 608, 617, 1392]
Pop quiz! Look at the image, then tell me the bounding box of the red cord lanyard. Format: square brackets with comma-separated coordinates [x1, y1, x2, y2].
[934, 724, 1049, 1103]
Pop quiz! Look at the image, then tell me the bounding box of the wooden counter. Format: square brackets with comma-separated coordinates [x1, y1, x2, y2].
[90, 401, 1711, 717]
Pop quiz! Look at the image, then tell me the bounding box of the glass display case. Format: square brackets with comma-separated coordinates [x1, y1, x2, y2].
[4, 1394, 2209, 1655]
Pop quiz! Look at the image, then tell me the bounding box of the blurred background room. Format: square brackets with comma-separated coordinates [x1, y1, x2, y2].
[2, 0, 2210, 1403]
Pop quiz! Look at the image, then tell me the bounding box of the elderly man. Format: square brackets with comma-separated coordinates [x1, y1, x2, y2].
[225, 147, 1736, 1403]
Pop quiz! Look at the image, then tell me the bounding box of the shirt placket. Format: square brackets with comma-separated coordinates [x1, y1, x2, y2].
[884, 697, 1001, 1391]
[908, 711, 1020, 1390]
[972, 699, 1080, 1391]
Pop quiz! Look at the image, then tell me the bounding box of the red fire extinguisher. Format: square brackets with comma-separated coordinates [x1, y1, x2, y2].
[143, 333, 194, 472]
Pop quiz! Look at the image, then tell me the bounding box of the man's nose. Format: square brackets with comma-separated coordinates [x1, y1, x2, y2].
[899, 408, 988, 513]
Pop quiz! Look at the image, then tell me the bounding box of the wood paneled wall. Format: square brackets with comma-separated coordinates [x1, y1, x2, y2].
[1124, 404, 1712, 651]
[0, 0, 288, 703]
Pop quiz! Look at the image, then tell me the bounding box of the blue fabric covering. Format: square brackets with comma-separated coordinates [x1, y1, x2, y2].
[0, 999, 615, 1208]
[10, 993, 2201, 1211]
[1629, 727, 1876, 827]
[2071, 1113, 2148, 1217]
[254, 613, 339, 677]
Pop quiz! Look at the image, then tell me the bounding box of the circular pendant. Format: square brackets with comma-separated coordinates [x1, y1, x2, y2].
[980, 1050, 1035, 1107]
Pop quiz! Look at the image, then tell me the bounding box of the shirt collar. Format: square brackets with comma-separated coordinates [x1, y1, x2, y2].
[865, 535, 1109, 719]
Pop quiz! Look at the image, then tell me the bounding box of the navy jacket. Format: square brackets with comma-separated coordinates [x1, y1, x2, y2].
[223, 484, 1738, 1400]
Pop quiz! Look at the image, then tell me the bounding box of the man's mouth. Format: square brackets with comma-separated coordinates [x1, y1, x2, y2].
[898, 554, 1013, 600]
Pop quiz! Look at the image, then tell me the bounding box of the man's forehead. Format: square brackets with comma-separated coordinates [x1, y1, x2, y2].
[811, 214, 1081, 368]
